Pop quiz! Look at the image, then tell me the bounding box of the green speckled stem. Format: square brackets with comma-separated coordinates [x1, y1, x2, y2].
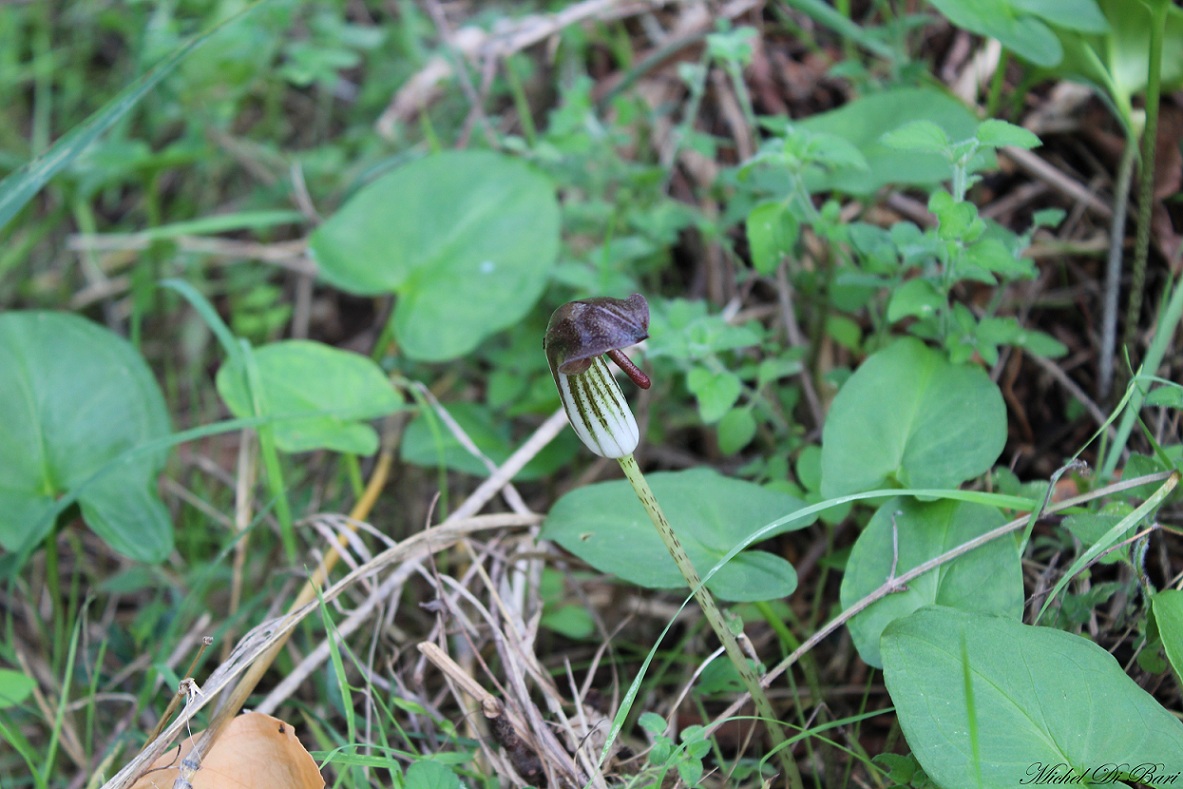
[617, 453, 802, 788]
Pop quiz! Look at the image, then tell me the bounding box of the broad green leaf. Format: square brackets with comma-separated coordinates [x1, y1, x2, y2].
[1014, 0, 1108, 33]
[309, 150, 560, 361]
[1096, 0, 1183, 98]
[687, 368, 742, 424]
[820, 338, 1006, 497]
[840, 498, 1022, 667]
[883, 607, 1183, 788]
[542, 469, 816, 602]
[1053, 0, 1183, 127]
[1153, 590, 1183, 684]
[0, 669, 36, 709]
[216, 340, 403, 455]
[796, 88, 990, 194]
[928, 0, 1063, 66]
[0, 312, 172, 561]
[0, 7, 260, 232]
[399, 401, 577, 480]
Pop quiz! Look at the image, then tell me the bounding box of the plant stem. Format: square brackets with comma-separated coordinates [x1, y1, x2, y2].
[1121, 0, 1167, 367]
[1098, 135, 1137, 400]
[616, 453, 803, 788]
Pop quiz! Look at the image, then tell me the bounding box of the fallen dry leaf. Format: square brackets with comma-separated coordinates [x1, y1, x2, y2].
[128, 712, 324, 789]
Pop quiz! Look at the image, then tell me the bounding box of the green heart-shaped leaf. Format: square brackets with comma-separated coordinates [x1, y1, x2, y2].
[884, 607, 1183, 788]
[0, 312, 172, 561]
[820, 338, 1006, 497]
[309, 150, 560, 361]
[542, 468, 815, 602]
[216, 340, 403, 455]
[840, 497, 1023, 667]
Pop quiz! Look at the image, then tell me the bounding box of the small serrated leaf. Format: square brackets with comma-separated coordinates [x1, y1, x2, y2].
[687, 368, 743, 424]
[975, 119, 1041, 150]
[882, 120, 950, 154]
[746, 201, 800, 275]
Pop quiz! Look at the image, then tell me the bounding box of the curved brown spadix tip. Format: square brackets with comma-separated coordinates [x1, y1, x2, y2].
[607, 349, 651, 389]
[544, 293, 650, 383]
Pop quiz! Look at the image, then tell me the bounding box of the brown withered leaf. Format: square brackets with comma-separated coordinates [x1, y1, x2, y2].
[129, 712, 324, 789]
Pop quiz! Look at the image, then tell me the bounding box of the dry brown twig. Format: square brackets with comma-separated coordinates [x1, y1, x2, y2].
[375, 0, 673, 139]
[101, 409, 569, 789]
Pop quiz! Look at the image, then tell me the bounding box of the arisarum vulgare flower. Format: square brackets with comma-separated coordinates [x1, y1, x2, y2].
[542, 291, 801, 785]
[544, 293, 650, 459]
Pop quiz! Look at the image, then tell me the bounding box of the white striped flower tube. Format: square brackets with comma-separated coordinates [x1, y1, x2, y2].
[544, 294, 650, 459]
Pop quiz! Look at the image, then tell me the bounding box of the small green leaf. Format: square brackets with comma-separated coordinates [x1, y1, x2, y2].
[1146, 385, 1183, 409]
[717, 407, 757, 455]
[677, 758, 704, 786]
[962, 237, 1036, 278]
[216, 340, 403, 455]
[757, 355, 803, 387]
[1015, 328, 1068, 358]
[542, 469, 816, 602]
[824, 314, 863, 352]
[1031, 208, 1065, 229]
[687, 368, 742, 424]
[540, 604, 595, 640]
[975, 316, 1024, 346]
[873, 753, 919, 783]
[404, 760, 462, 789]
[706, 25, 757, 63]
[0, 669, 36, 709]
[840, 498, 1023, 667]
[929, 193, 980, 241]
[1064, 512, 1133, 563]
[746, 201, 799, 275]
[883, 607, 1183, 788]
[310, 151, 560, 361]
[647, 299, 762, 360]
[887, 279, 945, 323]
[975, 119, 1041, 150]
[881, 120, 951, 154]
[638, 712, 668, 735]
[0, 312, 172, 562]
[820, 338, 1006, 497]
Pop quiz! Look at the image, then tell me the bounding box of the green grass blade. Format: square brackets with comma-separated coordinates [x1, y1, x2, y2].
[0, 3, 263, 232]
